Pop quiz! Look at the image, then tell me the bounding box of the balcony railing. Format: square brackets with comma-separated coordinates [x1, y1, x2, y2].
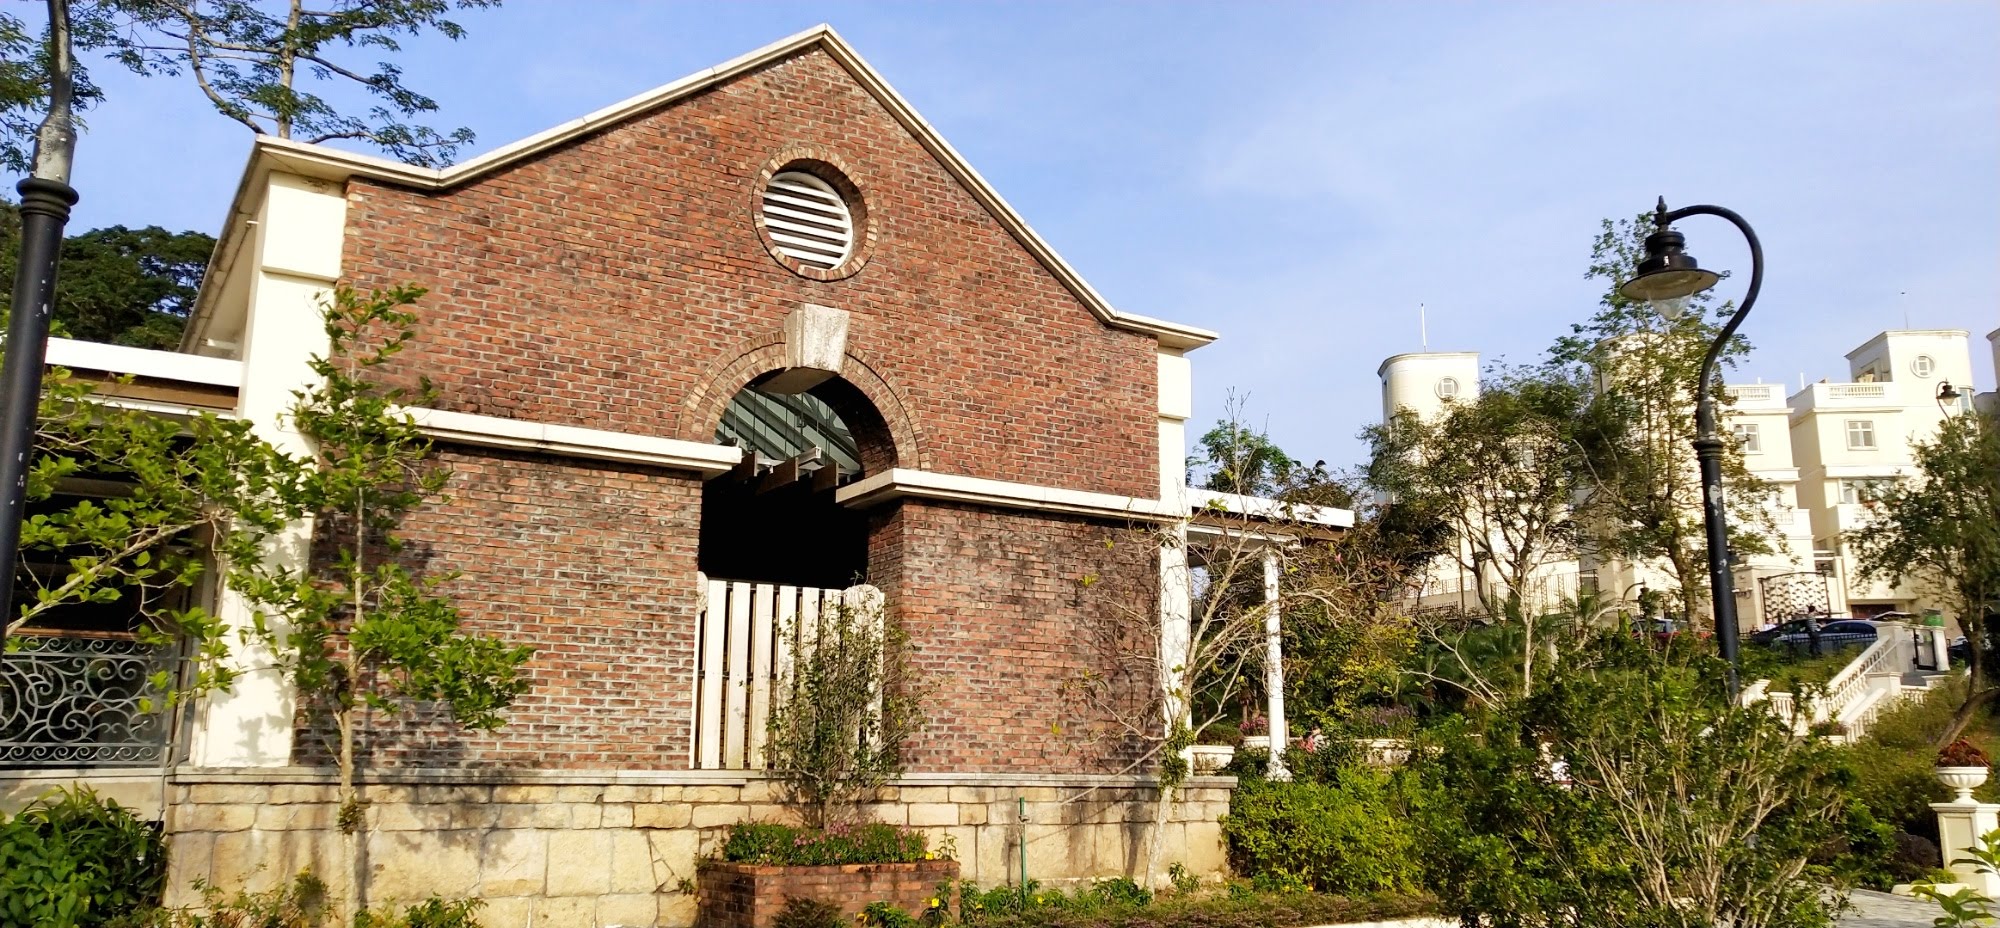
[1828, 383, 1888, 399]
[1, 632, 183, 768]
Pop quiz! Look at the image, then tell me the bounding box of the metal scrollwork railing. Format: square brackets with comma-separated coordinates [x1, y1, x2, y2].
[2, 633, 182, 767]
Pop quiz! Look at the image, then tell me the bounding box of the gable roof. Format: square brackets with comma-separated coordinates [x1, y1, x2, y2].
[186, 24, 1216, 353]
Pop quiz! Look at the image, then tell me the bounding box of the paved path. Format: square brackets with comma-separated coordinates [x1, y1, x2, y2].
[1842, 889, 1944, 927]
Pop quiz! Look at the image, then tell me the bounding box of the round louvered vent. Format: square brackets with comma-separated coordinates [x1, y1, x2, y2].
[761, 171, 855, 270]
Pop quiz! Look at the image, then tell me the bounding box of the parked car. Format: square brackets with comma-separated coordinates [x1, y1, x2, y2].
[1766, 619, 1877, 655]
[1749, 617, 1820, 647]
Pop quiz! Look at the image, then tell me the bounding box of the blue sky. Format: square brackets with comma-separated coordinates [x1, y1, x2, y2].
[52, 1, 2000, 469]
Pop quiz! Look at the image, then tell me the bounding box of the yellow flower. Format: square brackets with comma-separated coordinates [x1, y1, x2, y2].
[924, 851, 935, 860]
[928, 898, 941, 908]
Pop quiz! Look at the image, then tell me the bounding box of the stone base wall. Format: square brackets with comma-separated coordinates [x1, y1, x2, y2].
[697, 861, 959, 928]
[151, 770, 1232, 928]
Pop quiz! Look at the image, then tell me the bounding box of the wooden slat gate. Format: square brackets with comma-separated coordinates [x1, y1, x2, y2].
[690, 574, 884, 770]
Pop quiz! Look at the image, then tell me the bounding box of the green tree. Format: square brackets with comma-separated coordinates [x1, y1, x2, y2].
[1366, 368, 1589, 695]
[9, 367, 293, 706]
[1549, 214, 1776, 628]
[1, 201, 216, 348]
[1849, 408, 2000, 745]
[229, 284, 532, 915]
[1, 0, 501, 170]
[1415, 633, 1849, 928]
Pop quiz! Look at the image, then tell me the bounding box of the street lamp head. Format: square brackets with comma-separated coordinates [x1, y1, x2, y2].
[1620, 225, 1722, 319]
[1938, 380, 1963, 416]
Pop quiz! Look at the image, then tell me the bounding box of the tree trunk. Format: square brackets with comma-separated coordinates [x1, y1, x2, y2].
[1144, 777, 1174, 889]
[1936, 685, 1998, 750]
[277, 0, 302, 138]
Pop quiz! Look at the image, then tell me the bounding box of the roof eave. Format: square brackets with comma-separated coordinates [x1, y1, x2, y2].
[183, 23, 1217, 352]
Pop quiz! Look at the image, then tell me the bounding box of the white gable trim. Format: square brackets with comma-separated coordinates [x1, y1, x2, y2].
[189, 24, 1215, 353]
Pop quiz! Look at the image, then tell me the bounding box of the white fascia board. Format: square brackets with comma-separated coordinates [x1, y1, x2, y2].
[46, 338, 243, 387]
[835, 468, 1182, 521]
[1745, 468, 1802, 483]
[192, 25, 1217, 353]
[1822, 464, 1917, 479]
[1192, 490, 1356, 529]
[408, 407, 740, 475]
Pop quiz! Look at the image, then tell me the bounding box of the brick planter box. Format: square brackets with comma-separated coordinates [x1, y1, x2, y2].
[697, 860, 960, 928]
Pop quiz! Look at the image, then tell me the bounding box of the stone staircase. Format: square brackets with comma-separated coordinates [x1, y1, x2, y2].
[1742, 621, 1956, 743]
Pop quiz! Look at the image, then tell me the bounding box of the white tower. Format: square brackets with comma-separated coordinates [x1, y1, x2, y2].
[1378, 352, 1480, 424]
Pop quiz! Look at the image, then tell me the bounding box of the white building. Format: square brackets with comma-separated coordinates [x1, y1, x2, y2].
[1787, 329, 1978, 618]
[1376, 327, 1986, 625]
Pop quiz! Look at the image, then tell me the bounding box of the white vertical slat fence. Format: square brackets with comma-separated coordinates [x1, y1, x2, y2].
[690, 574, 883, 770]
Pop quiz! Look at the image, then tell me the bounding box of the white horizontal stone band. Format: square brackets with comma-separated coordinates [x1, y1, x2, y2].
[46, 337, 243, 387]
[835, 468, 1185, 521]
[407, 407, 742, 475]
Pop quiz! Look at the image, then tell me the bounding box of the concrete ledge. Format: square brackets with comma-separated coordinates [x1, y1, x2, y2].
[406, 407, 742, 475]
[46, 338, 243, 387]
[837, 468, 1181, 521]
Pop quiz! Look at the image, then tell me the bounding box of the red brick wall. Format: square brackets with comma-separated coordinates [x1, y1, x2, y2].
[295, 445, 706, 768]
[341, 48, 1158, 498]
[888, 502, 1157, 774]
[697, 861, 959, 928]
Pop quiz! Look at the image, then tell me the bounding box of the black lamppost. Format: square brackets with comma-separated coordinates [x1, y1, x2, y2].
[1618, 197, 1763, 693]
[0, 0, 81, 646]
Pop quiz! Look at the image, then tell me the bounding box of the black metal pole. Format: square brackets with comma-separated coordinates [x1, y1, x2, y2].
[1651, 202, 1763, 694]
[0, 177, 78, 640]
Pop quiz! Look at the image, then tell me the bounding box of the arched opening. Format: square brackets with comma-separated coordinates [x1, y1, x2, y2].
[698, 374, 892, 588]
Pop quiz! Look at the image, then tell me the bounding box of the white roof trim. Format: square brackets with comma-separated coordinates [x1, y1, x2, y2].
[1192, 490, 1355, 529]
[46, 337, 243, 388]
[836, 468, 1183, 521]
[195, 24, 1215, 351]
[407, 407, 742, 475]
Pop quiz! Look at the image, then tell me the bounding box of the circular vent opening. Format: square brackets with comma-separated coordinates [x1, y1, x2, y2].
[1436, 377, 1460, 399]
[1912, 355, 1936, 378]
[762, 171, 855, 270]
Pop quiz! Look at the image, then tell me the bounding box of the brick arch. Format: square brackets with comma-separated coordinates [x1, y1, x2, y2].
[681, 334, 928, 473]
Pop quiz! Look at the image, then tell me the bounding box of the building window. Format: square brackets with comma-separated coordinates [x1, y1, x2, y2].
[1912, 355, 1936, 378]
[1839, 478, 1893, 505]
[1732, 422, 1761, 453]
[1845, 419, 1876, 450]
[1436, 377, 1460, 400]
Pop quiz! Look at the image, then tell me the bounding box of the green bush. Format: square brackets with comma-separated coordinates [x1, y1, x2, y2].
[955, 889, 1432, 927]
[720, 822, 930, 866]
[0, 786, 167, 928]
[140, 870, 486, 928]
[860, 900, 921, 928]
[1220, 765, 1421, 895]
[774, 897, 844, 928]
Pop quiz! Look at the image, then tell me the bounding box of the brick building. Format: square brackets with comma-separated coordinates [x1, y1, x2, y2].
[0, 26, 1350, 927]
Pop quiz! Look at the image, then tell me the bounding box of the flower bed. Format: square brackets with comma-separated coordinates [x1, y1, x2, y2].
[698, 823, 958, 928]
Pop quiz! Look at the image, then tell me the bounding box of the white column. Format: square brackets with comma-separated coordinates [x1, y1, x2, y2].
[1931, 625, 1953, 670]
[1156, 349, 1194, 760]
[1933, 801, 2000, 895]
[186, 173, 344, 768]
[1263, 548, 1288, 780]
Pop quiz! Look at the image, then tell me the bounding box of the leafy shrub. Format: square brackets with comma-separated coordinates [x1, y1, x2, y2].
[1082, 878, 1149, 908]
[142, 870, 329, 927]
[1220, 765, 1421, 895]
[765, 597, 927, 827]
[0, 786, 167, 928]
[1941, 738, 1992, 767]
[1410, 642, 1849, 928]
[774, 897, 843, 928]
[1165, 864, 1201, 896]
[142, 870, 485, 928]
[355, 897, 486, 928]
[860, 900, 920, 928]
[954, 889, 1432, 927]
[720, 822, 930, 866]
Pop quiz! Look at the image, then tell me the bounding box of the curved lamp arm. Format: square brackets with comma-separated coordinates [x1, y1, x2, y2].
[1651, 203, 1763, 439]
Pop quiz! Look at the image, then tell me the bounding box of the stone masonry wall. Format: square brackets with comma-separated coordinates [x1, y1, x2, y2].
[339, 47, 1160, 500]
[163, 774, 1231, 928]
